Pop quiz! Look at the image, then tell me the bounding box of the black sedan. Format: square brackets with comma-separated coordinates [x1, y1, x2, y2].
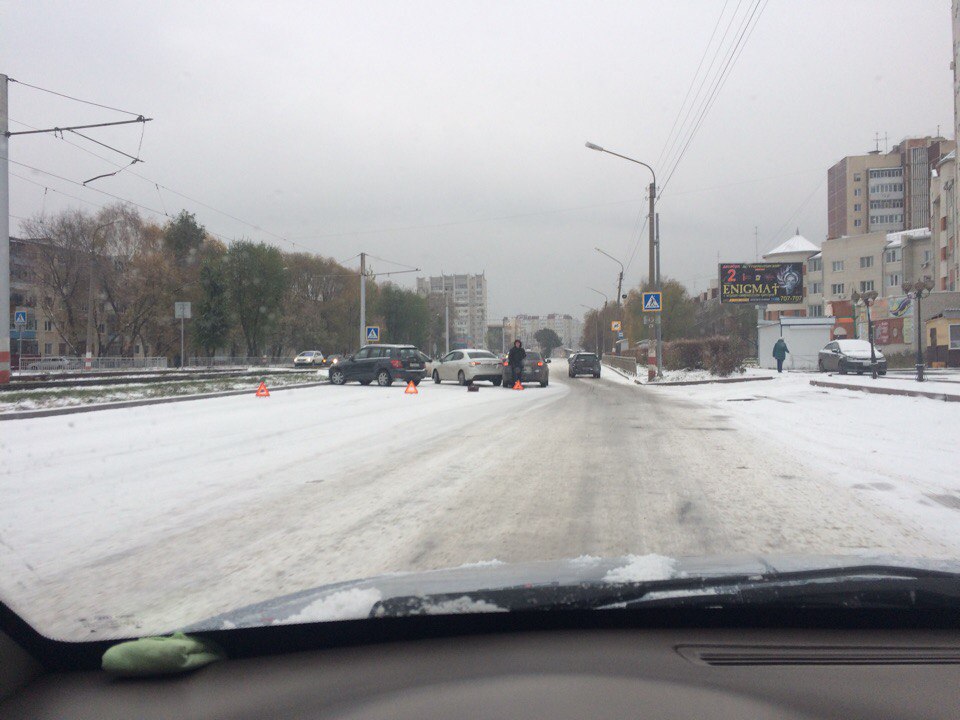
[818, 339, 887, 375]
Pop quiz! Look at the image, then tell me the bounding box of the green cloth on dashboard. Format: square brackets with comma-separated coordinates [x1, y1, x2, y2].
[102, 632, 225, 676]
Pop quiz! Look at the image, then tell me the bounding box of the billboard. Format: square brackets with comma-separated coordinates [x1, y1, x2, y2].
[719, 262, 804, 304]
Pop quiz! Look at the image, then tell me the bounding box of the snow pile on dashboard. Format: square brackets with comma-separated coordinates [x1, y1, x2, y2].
[418, 596, 508, 615]
[603, 554, 682, 583]
[273, 587, 382, 625]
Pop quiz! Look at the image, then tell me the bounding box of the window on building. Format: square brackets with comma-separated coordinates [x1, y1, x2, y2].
[854, 173, 861, 182]
[950, 324, 960, 350]
[807, 304, 824, 317]
[854, 203, 862, 212]
[859, 256, 874, 268]
[884, 248, 901, 262]
[831, 283, 845, 295]
[832, 260, 844, 272]
[859, 280, 875, 292]
[809, 281, 823, 294]
[854, 219, 862, 227]
[886, 273, 901, 288]
[44, 343, 52, 355]
[854, 188, 862, 196]
[808, 257, 822, 272]
[924, 249, 932, 264]
[43, 320, 53, 331]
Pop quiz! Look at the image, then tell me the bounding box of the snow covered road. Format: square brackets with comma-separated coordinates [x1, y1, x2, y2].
[1, 369, 957, 640]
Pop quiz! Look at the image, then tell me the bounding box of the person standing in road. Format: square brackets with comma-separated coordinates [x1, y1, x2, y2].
[507, 339, 526, 386]
[773, 337, 789, 373]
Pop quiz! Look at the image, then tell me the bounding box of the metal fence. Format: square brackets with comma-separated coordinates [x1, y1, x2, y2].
[187, 356, 297, 368]
[602, 354, 639, 376]
[17, 356, 169, 371]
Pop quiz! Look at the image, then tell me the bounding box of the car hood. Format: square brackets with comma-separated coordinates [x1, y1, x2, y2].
[186, 554, 960, 631]
[843, 350, 884, 360]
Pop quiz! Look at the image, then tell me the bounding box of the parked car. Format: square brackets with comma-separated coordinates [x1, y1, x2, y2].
[568, 352, 601, 378]
[27, 356, 72, 371]
[432, 349, 503, 385]
[818, 339, 887, 375]
[501, 350, 550, 388]
[293, 350, 324, 367]
[328, 344, 427, 386]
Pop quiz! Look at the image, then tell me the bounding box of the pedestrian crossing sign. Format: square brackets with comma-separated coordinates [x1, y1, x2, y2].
[365, 326, 380, 342]
[642, 292, 662, 312]
[14, 311, 27, 325]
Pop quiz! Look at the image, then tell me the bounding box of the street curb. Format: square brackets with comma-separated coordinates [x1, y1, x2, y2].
[809, 379, 960, 402]
[644, 376, 775, 387]
[0, 381, 329, 421]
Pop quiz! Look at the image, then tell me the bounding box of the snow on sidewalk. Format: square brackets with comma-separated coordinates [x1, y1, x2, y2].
[643, 372, 960, 550]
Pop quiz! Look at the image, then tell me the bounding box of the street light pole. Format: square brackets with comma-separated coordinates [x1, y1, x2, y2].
[586, 141, 659, 380]
[903, 278, 935, 382]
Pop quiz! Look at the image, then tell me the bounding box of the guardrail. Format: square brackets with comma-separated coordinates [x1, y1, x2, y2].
[602, 354, 639, 376]
[187, 356, 297, 368]
[17, 356, 169, 371]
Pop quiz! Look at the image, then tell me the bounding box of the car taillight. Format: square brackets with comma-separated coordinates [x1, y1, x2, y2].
[390, 359, 402, 368]
[469, 361, 480, 366]
[503, 360, 509, 366]
[537, 361, 544, 366]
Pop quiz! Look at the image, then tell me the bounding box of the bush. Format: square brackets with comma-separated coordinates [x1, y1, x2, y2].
[657, 336, 746, 377]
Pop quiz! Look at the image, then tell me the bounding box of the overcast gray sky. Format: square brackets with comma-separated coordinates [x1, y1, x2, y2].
[3, 0, 954, 318]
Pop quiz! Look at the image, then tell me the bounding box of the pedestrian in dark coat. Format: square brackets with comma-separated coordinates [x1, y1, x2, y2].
[507, 339, 526, 385]
[773, 337, 789, 373]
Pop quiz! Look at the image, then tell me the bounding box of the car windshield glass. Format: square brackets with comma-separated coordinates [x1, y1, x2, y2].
[2, 2, 959, 644]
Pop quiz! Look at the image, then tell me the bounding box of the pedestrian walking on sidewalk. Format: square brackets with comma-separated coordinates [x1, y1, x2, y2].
[773, 337, 789, 373]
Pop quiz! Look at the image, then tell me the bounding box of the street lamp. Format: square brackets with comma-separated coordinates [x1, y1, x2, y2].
[851, 289, 880, 380]
[585, 141, 661, 379]
[902, 277, 935, 382]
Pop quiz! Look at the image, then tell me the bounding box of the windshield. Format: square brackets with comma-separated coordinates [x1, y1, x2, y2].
[2, 2, 959, 642]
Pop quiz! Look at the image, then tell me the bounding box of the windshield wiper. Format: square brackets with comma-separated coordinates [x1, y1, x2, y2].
[371, 565, 960, 617]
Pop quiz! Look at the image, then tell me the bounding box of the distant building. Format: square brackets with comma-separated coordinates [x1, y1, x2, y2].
[502, 314, 582, 351]
[827, 136, 955, 239]
[930, 151, 957, 291]
[761, 231, 821, 320]
[416, 273, 488, 349]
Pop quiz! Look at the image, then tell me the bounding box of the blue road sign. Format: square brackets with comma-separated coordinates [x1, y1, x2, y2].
[617, 331, 624, 339]
[642, 292, 662, 312]
[365, 326, 380, 342]
[14, 311, 27, 325]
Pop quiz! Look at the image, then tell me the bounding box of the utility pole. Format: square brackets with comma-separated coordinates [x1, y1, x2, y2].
[444, 283, 450, 354]
[655, 213, 663, 378]
[647, 181, 656, 381]
[359, 252, 366, 349]
[0, 75, 10, 384]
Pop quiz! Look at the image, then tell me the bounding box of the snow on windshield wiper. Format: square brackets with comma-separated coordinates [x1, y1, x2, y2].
[371, 565, 960, 617]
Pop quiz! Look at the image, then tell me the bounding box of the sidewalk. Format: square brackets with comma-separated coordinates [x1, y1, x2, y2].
[811, 374, 960, 402]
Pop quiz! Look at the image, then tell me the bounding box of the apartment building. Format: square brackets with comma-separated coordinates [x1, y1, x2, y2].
[826, 137, 955, 239]
[502, 314, 582, 352]
[931, 150, 958, 291]
[415, 273, 488, 349]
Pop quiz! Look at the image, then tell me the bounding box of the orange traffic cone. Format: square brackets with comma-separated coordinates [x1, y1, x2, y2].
[255, 381, 270, 397]
[513, 380, 524, 390]
[404, 380, 418, 395]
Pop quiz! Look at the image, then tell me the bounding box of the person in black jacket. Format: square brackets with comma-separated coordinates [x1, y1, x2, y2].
[507, 339, 526, 386]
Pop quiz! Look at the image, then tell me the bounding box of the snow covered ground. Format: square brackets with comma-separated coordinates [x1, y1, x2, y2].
[2, 367, 959, 641]
[813, 373, 960, 396]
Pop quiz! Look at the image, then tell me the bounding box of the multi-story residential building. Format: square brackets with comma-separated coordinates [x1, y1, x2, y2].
[760, 231, 820, 320]
[930, 151, 957, 291]
[416, 273, 488, 349]
[501, 313, 582, 352]
[826, 136, 955, 239]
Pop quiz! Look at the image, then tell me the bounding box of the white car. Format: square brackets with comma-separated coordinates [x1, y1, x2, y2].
[27, 356, 73, 371]
[293, 350, 324, 367]
[431, 349, 503, 386]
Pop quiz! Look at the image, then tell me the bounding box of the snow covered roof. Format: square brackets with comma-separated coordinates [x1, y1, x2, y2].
[765, 232, 820, 257]
[885, 227, 930, 248]
[809, 251, 822, 260]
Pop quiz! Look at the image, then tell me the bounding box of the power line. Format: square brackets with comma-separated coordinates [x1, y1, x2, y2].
[7, 77, 144, 117]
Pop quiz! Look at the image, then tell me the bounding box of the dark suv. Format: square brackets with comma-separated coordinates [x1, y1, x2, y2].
[568, 352, 601, 378]
[328, 344, 426, 386]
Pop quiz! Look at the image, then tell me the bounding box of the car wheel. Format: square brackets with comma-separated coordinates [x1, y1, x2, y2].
[433, 370, 441, 384]
[376, 370, 393, 387]
[857, 369, 864, 375]
[492, 377, 502, 386]
[818, 359, 825, 372]
[540, 379, 548, 388]
[330, 369, 346, 385]
[458, 370, 467, 386]
[594, 372, 600, 378]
